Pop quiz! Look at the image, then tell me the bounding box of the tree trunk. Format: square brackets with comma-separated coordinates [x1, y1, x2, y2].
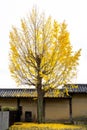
[37, 89, 45, 123]
[36, 55, 45, 123]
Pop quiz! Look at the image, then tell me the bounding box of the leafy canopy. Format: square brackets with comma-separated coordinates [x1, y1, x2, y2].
[9, 7, 81, 91]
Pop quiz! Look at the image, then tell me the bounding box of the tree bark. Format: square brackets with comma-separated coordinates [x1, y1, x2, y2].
[37, 88, 45, 123]
[36, 55, 45, 123]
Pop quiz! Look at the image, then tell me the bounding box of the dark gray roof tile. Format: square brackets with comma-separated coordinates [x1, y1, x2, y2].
[69, 84, 87, 93]
[0, 84, 87, 98]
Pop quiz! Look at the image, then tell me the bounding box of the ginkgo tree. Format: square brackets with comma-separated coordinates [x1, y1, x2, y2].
[9, 7, 81, 123]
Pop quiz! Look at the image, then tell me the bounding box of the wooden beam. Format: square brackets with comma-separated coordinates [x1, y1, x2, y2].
[69, 97, 73, 123]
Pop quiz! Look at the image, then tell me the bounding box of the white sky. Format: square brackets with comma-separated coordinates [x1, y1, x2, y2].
[0, 0, 87, 88]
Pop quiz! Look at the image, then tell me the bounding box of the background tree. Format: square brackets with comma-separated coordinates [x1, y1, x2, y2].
[9, 7, 81, 123]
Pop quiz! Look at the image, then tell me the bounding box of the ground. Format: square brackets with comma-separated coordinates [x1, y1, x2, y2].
[9, 122, 86, 130]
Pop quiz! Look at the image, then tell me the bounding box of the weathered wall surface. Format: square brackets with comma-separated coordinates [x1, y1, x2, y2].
[20, 98, 37, 121]
[0, 94, 87, 122]
[72, 94, 87, 118]
[45, 98, 69, 121]
[0, 98, 17, 108]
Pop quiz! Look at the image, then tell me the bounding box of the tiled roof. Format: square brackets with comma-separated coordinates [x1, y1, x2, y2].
[0, 89, 36, 98]
[69, 84, 87, 93]
[0, 84, 87, 98]
[0, 88, 64, 98]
